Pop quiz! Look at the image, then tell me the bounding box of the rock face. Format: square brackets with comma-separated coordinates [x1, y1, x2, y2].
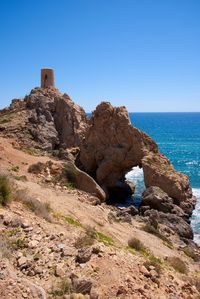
[54, 94, 87, 148]
[26, 88, 88, 150]
[142, 153, 196, 216]
[80, 102, 158, 197]
[0, 87, 88, 151]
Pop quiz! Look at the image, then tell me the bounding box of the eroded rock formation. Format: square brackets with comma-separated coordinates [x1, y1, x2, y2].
[0, 88, 196, 227]
[142, 153, 196, 216]
[26, 87, 88, 150]
[80, 102, 158, 193]
[0, 87, 88, 151]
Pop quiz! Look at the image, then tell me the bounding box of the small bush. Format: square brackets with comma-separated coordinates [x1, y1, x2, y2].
[0, 176, 12, 206]
[65, 182, 74, 190]
[28, 162, 45, 174]
[167, 256, 188, 274]
[128, 237, 147, 254]
[75, 226, 97, 248]
[50, 277, 72, 297]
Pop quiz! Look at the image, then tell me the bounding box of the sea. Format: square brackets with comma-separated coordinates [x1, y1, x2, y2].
[125, 112, 200, 244]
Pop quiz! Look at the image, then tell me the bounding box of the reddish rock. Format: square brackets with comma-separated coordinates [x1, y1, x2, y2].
[142, 153, 196, 216]
[54, 93, 88, 148]
[80, 102, 158, 194]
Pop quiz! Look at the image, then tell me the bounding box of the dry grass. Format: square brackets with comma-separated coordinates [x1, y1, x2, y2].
[0, 175, 12, 206]
[167, 256, 188, 274]
[50, 277, 72, 297]
[28, 162, 45, 174]
[14, 189, 52, 222]
[128, 237, 147, 254]
[75, 226, 97, 248]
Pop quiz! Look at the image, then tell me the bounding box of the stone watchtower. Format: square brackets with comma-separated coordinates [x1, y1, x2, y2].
[41, 68, 55, 88]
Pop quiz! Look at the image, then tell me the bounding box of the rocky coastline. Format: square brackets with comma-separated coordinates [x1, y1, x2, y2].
[0, 85, 200, 298]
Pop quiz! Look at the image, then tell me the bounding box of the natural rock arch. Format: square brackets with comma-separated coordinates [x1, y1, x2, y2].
[79, 102, 196, 216]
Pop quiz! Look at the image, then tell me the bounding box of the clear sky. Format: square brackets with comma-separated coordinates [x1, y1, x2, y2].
[0, 0, 200, 112]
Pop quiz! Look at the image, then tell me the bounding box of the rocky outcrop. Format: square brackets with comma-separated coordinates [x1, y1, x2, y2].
[80, 102, 158, 197]
[142, 153, 196, 216]
[0, 87, 88, 151]
[141, 186, 187, 217]
[26, 87, 88, 150]
[54, 94, 88, 148]
[144, 209, 194, 239]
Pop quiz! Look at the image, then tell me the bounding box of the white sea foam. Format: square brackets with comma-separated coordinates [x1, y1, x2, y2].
[125, 166, 144, 181]
[191, 188, 200, 245]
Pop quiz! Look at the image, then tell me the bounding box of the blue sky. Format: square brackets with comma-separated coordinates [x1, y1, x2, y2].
[0, 0, 200, 112]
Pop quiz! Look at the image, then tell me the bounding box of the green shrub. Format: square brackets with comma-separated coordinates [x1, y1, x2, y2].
[0, 176, 11, 206]
[65, 182, 74, 190]
[167, 256, 188, 274]
[50, 278, 72, 297]
[96, 231, 114, 246]
[128, 237, 147, 254]
[64, 216, 82, 227]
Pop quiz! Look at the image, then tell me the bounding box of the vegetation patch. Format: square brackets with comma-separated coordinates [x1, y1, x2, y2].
[167, 256, 188, 274]
[128, 237, 148, 255]
[96, 231, 114, 246]
[28, 162, 45, 174]
[14, 175, 27, 182]
[75, 226, 96, 248]
[22, 147, 39, 156]
[65, 182, 74, 190]
[0, 114, 13, 124]
[0, 175, 12, 206]
[14, 189, 52, 222]
[63, 215, 82, 227]
[50, 277, 72, 297]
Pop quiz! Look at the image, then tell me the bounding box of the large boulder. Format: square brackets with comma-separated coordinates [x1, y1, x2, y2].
[80, 102, 158, 194]
[141, 186, 175, 214]
[142, 153, 196, 216]
[63, 162, 106, 202]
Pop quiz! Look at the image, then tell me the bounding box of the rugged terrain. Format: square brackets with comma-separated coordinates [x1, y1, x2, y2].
[0, 87, 200, 299]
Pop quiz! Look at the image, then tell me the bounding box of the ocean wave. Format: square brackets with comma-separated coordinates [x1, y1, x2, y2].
[191, 188, 200, 245]
[186, 161, 199, 166]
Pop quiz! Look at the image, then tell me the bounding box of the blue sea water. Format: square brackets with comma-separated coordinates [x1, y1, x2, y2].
[125, 112, 200, 244]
